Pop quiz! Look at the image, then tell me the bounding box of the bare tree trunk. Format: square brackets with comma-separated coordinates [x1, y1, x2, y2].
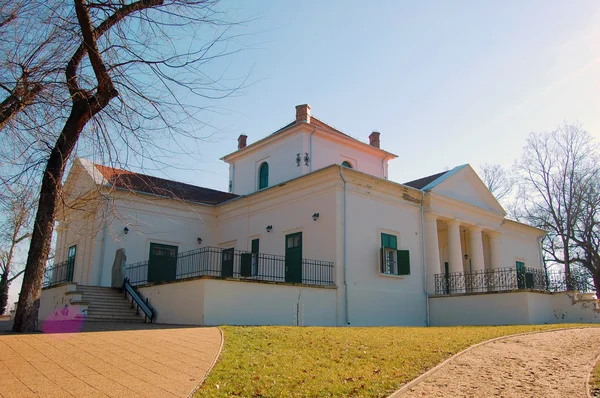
[12, 103, 94, 332]
[593, 270, 600, 300]
[0, 272, 8, 315]
[563, 238, 572, 290]
[11, 0, 165, 333]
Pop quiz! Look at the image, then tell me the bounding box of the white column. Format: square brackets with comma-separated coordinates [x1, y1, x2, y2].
[447, 220, 463, 274]
[424, 214, 441, 294]
[469, 226, 485, 271]
[488, 232, 503, 269]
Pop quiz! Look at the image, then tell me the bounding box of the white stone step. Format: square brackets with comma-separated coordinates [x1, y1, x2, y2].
[80, 316, 145, 323]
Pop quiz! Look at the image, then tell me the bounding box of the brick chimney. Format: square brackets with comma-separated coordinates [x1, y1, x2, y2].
[238, 134, 248, 149]
[369, 131, 380, 148]
[295, 104, 311, 124]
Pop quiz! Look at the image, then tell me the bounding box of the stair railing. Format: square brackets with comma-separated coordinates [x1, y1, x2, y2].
[123, 277, 155, 323]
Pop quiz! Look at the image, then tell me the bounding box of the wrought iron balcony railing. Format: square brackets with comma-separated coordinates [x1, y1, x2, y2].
[124, 246, 335, 288]
[434, 266, 594, 295]
[42, 259, 75, 288]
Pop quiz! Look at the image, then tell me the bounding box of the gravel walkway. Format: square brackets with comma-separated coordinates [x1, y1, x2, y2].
[400, 328, 600, 398]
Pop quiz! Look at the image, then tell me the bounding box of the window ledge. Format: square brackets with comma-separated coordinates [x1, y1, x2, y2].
[378, 273, 406, 280]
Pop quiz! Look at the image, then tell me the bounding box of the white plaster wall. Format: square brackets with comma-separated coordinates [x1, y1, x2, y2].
[55, 201, 103, 286]
[499, 223, 543, 270]
[138, 280, 205, 325]
[430, 292, 550, 325]
[310, 133, 386, 178]
[551, 293, 600, 323]
[343, 182, 426, 326]
[38, 283, 86, 323]
[98, 194, 217, 287]
[217, 182, 338, 264]
[526, 292, 554, 324]
[39, 284, 72, 321]
[231, 131, 305, 195]
[202, 279, 337, 326]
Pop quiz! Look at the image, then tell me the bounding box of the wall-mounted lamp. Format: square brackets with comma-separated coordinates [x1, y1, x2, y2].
[266, 225, 273, 233]
[464, 253, 469, 261]
[312, 212, 320, 221]
[197, 237, 203, 244]
[123, 227, 129, 235]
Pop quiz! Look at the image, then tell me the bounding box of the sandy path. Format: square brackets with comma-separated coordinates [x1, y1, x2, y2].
[399, 328, 600, 398]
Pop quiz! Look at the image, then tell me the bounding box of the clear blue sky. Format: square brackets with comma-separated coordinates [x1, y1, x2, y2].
[8, 1, 600, 308]
[141, 0, 600, 191]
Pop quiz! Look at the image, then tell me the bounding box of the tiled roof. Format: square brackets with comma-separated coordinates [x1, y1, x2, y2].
[94, 164, 238, 205]
[269, 117, 360, 142]
[403, 170, 449, 190]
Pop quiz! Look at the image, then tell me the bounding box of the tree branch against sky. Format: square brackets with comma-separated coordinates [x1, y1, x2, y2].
[1, 0, 249, 332]
[514, 123, 599, 290]
[478, 163, 513, 202]
[0, 183, 34, 314]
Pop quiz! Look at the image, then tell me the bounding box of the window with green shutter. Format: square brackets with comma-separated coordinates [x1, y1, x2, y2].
[380, 233, 410, 276]
[258, 162, 269, 189]
[397, 250, 410, 275]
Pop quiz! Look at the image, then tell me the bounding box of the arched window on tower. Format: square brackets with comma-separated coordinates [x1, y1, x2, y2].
[341, 161, 353, 169]
[258, 162, 269, 189]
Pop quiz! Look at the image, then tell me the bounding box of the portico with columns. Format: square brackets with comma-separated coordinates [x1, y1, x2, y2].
[418, 165, 545, 296]
[425, 215, 506, 294]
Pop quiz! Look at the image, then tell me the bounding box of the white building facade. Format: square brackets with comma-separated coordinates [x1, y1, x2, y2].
[42, 104, 578, 327]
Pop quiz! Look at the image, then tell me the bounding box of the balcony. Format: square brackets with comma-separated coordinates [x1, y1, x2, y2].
[124, 246, 335, 288]
[43, 259, 75, 288]
[434, 266, 594, 296]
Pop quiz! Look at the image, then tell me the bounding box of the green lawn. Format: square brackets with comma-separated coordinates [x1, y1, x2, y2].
[196, 324, 592, 397]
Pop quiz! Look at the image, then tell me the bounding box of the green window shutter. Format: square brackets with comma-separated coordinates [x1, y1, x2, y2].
[389, 235, 397, 250]
[240, 253, 252, 277]
[381, 233, 397, 250]
[251, 239, 259, 253]
[380, 247, 386, 273]
[397, 250, 410, 275]
[259, 162, 269, 189]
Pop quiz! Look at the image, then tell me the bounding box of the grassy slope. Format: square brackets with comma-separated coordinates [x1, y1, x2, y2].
[196, 324, 591, 397]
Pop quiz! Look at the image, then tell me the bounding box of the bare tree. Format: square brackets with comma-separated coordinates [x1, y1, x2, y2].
[0, 184, 34, 314]
[3, 0, 247, 332]
[514, 123, 599, 288]
[570, 169, 600, 295]
[478, 163, 513, 201]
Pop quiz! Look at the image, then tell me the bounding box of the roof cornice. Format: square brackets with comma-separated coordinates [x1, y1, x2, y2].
[221, 119, 397, 163]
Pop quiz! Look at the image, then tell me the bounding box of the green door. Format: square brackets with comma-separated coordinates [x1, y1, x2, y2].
[285, 232, 302, 283]
[66, 245, 76, 282]
[516, 261, 526, 289]
[148, 243, 178, 283]
[222, 248, 234, 278]
[444, 261, 450, 294]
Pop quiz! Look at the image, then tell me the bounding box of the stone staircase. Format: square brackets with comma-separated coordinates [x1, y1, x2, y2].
[76, 285, 146, 323]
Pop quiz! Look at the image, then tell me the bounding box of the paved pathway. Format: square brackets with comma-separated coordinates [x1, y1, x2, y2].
[399, 328, 600, 398]
[0, 320, 222, 398]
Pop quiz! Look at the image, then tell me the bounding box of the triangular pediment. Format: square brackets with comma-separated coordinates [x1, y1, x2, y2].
[62, 158, 107, 201]
[427, 164, 506, 215]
